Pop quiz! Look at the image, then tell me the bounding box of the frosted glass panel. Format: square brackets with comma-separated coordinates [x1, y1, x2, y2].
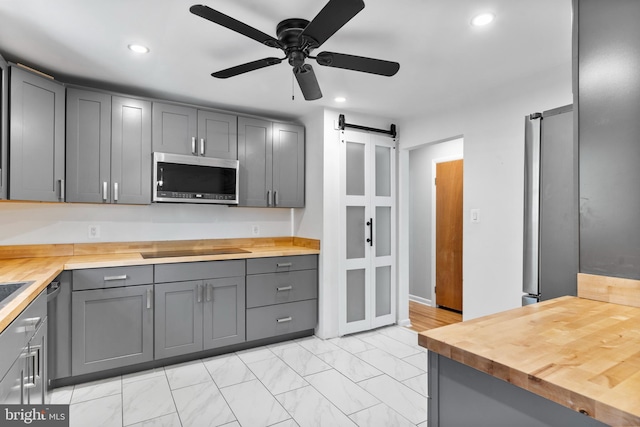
[347, 206, 365, 259]
[375, 266, 391, 317]
[347, 269, 366, 322]
[375, 145, 391, 197]
[376, 206, 391, 257]
[346, 142, 365, 196]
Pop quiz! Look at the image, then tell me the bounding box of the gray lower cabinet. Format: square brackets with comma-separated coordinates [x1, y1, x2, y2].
[0, 291, 47, 404]
[245, 255, 318, 340]
[152, 102, 237, 159]
[9, 65, 65, 202]
[154, 276, 246, 359]
[66, 87, 151, 204]
[71, 285, 154, 376]
[238, 117, 305, 207]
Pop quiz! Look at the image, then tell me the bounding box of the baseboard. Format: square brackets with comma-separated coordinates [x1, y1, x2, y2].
[397, 318, 412, 327]
[409, 294, 432, 306]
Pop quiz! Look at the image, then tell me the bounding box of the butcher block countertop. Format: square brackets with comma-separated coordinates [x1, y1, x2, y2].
[419, 296, 640, 427]
[0, 237, 319, 334]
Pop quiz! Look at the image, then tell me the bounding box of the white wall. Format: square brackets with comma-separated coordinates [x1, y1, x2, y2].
[0, 202, 292, 244]
[409, 137, 463, 303]
[399, 62, 572, 320]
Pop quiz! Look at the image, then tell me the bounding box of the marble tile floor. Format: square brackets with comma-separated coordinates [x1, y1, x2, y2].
[47, 325, 428, 427]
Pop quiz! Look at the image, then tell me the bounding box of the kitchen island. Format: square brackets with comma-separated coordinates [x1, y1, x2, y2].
[419, 295, 640, 427]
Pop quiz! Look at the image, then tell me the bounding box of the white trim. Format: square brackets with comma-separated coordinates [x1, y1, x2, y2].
[409, 294, 432, 306]
[397, 318, 412, 327]
[431, 154, 464, 307]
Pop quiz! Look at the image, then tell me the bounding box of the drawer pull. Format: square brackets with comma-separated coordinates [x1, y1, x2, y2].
[277, 262, 292, 268]
[277, 316, 292, 323]
[104, 275, 128, 281]
[23, 317, 41, 333]
[277, 286, 293, 292]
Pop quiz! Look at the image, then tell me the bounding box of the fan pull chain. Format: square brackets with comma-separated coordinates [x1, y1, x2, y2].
[291, 72, 295, 101]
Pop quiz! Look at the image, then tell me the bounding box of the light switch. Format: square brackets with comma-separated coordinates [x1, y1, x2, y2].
[470, 209, 480, 223]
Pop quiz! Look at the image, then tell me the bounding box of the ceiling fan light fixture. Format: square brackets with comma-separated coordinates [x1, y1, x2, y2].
[470, 13, 495, 27]
[128, 44, 150, 54]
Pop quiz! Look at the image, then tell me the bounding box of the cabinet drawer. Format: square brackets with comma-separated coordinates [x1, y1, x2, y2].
[0, 291, 46, 379]
[154, 260, 245, 283]
[246, 270, 318, 308]
[246, 255, 317, 275]
[73, 266, 153, 290]
[246, 299, 317, 341]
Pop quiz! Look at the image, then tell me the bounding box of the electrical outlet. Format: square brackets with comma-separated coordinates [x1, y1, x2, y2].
[88, 225, 101, 239]
[470, 209, 480, 223]
[252, 225, 260, 236]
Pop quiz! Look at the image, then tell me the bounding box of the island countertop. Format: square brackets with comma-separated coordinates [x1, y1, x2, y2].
[419, 296, 640, 427]
[0, 237, 320, 334]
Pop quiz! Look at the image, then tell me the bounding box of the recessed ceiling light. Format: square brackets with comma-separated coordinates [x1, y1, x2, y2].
[128, 44, 150, 54]
[471, 13, 495, 27]
[335, 97, 347, 103]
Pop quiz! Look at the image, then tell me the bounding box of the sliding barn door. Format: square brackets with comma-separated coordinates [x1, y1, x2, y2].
[339, 130, 396, 335]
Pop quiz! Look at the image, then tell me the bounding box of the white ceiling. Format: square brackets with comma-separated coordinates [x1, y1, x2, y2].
[0, 0, 572, 122]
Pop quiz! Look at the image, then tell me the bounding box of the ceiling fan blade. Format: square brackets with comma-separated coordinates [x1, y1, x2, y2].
[315, 51, 400, 76]
[294, 64, 322, 100]
[299, 0, 365, 48]
[212, 57, 282, 78]
[190, 5, 282, 48]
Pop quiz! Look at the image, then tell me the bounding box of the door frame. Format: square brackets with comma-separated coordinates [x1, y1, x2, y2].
[431, 155, 464, 308]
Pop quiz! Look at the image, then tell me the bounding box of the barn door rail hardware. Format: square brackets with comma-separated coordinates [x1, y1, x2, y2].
[338, 114, 397, 139]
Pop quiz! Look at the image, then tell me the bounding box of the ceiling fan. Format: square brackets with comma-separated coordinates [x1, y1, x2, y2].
[189, 0, 400, 101]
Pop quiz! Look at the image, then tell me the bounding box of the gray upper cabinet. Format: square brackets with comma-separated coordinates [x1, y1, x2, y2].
[273, 122, 305, 208]
[0, 55, 8, 200]
[152, 102, 237, 159]
[66, 88, 151, 204]
[9, 66, 65, 202]
[238, 117, 305, 207]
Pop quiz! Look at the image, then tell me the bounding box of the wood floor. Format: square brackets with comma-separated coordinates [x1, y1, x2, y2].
[407, 300, 462, 332]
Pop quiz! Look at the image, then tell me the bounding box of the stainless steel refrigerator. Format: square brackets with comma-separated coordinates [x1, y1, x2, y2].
[523, 105, 578, 305]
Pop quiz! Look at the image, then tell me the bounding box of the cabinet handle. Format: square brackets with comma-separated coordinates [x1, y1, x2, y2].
[274, 191, 278, 206]
[104, 275, 128, 281]
[102, 181, 108, 202]
[58, 179, 65, 201]
[206, 283, 212, 302]
[197, 284, 203, 303]
[191, 137, 197, 155]
[267, 190, 271, 207]
[277, 316, 292, 323]
[277, 262, 292, 268]
[200, 138, 205, 156]
[147, 288, 152, 309]
[277, 286, 293, 292]
[23, 317, 41, 333]
[113, 182, 119, 202]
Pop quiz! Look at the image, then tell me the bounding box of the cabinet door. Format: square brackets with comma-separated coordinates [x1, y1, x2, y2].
[155, 281, 203, 359]
[152, 102, 197, 155]
[111, 96, 152, 204]
[197, 110, 238, 159]
[203, 277, 245, 350]
[66, 88, 111, 203]
[0, 55, 8, 200]
[9, 66, 65, 202]
[272, 123, 305, 207]
[238, 117, 272, 206]
[26, 318, 46, 405]
[72, 285, 153, 376]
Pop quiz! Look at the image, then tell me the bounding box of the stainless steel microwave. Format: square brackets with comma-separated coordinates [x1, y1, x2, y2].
[152, 152, 239, 204]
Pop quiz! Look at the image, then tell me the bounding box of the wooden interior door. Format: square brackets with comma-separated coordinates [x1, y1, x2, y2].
[435, 159, 463, 311]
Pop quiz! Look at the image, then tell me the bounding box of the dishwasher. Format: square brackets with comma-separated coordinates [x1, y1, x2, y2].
[47, 271, 71, 387]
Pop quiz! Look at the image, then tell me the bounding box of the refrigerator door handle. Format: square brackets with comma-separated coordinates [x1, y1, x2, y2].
[523, 113, 542, 297]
